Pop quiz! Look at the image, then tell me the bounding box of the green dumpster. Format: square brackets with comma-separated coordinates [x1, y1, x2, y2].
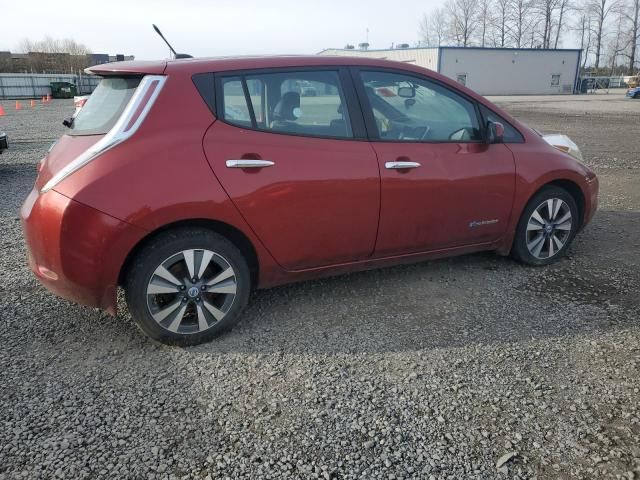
[50, 82, 78, 99]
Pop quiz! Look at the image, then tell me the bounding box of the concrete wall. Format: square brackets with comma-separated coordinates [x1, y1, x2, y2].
[439, 48, 580, 95]
[319, 48, 440, 72]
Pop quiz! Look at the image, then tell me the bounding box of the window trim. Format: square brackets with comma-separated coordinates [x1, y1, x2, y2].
[216, 75, 253, 128]
[213, 66, 368, 141]
[478, 104, 525, 144]
[350, 66, 488, 144]
[192, 72, 216, 115]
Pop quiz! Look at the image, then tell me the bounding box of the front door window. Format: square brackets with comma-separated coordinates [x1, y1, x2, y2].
[359, 70, 481, 142]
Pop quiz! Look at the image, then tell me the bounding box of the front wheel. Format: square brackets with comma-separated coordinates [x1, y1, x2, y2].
[124, 228, 251, 346]
[511, 186, 579, 266]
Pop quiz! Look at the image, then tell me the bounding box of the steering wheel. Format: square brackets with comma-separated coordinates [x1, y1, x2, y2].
[398, 125, 431, 141]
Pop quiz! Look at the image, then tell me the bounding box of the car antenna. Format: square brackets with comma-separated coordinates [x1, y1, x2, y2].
[152, 24, 193, 59]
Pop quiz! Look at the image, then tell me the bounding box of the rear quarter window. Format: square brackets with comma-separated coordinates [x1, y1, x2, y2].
[69, 77, 141, 136]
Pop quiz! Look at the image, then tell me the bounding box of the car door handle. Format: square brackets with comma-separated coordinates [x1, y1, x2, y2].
[226, 159, 275, 168]
[385, 161, 421, 169]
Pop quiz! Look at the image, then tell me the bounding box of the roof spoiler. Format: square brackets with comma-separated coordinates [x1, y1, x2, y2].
[85, 60, 168, 76]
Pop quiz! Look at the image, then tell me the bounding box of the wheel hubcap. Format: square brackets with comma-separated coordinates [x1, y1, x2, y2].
[187, 286, 199, 298]
[526, 198, 572, 260]
[146, 249, 237, 334]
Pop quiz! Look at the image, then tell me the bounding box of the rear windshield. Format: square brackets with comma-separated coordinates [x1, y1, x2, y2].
[69, 77, 141, 135]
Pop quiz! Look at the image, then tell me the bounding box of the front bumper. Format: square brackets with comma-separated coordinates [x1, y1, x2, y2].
[584, 176, 599, 227]
[20, 188, 145, 314]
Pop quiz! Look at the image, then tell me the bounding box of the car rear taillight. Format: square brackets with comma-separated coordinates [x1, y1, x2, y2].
[41, 75, 167, 193]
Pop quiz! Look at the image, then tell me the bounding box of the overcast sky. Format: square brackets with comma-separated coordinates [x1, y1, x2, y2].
[2, 0, 455, 59]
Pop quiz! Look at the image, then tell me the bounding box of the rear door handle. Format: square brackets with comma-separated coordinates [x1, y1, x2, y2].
[226, 159, 275, 168]
[385, 161, 421, 169]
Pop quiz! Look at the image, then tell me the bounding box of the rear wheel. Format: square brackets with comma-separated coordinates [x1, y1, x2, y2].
[124, 228, 250, 346]
[512, 186, 579, 266]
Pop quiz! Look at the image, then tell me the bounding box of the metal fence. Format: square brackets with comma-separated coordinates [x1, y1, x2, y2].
[0, 73, 100, 99]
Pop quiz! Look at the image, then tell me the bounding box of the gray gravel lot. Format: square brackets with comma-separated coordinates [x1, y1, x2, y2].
[1, 93, 639, 479]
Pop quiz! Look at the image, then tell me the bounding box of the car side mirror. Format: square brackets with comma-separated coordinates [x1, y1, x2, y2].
[487, 121, 505, 144]
[397, 86, 416, 98]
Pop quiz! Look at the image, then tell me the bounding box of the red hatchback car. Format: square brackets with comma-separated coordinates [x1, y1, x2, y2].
[21, 56, 598, 345]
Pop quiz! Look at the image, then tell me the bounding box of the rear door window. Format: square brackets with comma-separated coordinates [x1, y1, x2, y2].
[69, 77, 141, 135]
[220, 70, 353, 139]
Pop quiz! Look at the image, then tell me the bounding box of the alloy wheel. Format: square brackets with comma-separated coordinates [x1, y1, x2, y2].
[146, 249, 237, 334]
[526, 198, 573, 260]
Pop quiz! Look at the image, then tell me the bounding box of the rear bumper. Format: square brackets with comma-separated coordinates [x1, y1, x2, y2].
[20, 188, 146, 314]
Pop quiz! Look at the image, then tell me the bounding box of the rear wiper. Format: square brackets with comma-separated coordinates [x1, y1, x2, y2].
[62, 117, 74, 128]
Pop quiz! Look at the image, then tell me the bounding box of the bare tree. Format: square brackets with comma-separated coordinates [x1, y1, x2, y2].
[446, 0, 480, 47]
[419, 14, 433, 46]
[589, 0, 618, 68]
[508, 0, 537, 47]
[607, 13, 628, 71]
[553, 0, 572, 47]
[575, 13, 594, 68]
[477, 0, 493, 47]
[535, 0, 561, 48]
[615, 0, 639, 73]
[17, 36, 91, 73]
[418, 7, 448, 46]
[493, 0, 513, 47]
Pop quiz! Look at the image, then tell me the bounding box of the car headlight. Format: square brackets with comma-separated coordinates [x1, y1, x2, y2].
[542, 134, 583, 162]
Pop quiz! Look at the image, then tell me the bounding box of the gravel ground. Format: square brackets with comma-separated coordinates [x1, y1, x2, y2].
[1, 94, 639, 480]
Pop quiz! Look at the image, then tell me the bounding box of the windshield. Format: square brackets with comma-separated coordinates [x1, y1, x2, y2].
[69, 77, 141, 136]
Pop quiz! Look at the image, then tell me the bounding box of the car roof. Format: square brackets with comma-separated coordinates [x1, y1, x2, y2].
[84, 54, 532, 142]
[87, 55, 428, 76]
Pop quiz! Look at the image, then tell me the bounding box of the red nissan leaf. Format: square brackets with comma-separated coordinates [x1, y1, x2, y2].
[21, 56, 598, 345]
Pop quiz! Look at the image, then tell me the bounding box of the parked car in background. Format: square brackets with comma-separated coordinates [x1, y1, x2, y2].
[626, 86, 640, 99]
[21, 55, 599, 346]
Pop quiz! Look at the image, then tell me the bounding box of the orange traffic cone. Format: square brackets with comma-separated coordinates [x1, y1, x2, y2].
[0, 105, 5, 116]
[30, 99, 36, 108]
[15, 100, 22, 110]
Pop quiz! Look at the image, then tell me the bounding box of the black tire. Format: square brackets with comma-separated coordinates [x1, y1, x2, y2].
[124, 228, 251, 346]
[511, 185, 579, 266]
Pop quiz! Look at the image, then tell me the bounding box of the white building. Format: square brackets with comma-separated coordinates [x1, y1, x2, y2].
[318, 47, 582, 95]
